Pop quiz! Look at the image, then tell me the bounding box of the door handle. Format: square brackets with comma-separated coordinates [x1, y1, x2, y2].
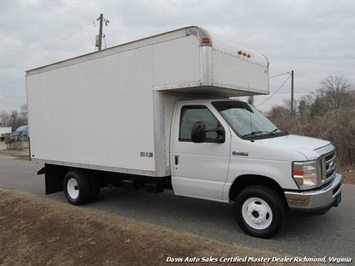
[174, 155, 180, 170]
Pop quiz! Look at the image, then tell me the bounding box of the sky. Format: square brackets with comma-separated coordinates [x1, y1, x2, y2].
[1, 0, 354, 113]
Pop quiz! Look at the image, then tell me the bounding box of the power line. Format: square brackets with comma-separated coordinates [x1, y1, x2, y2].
[256, 74, 291, 107]
[3, 23, 93, 70]
[0, 83, 25, 91]
[0, 95, 26, 98]
[270, 72, 290, 79]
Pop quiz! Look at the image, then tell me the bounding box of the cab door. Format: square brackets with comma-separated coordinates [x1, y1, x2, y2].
[171, 103, 230, 202]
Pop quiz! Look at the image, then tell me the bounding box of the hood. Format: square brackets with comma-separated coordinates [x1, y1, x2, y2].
[256, 134, 333, 160]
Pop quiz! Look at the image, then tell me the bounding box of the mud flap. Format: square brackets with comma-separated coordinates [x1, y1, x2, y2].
[44, 164, 68, 195]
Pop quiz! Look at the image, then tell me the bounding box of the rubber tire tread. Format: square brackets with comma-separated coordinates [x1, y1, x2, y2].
[63, 170, 91, 205]
[234, 185, 286, 239]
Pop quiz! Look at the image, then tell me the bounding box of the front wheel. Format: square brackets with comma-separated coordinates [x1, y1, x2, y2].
[234, 186, 287, 238]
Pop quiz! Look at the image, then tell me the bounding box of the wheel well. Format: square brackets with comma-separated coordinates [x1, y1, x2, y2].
[229, 175, 285, 202]
[44, 164, 100, 195]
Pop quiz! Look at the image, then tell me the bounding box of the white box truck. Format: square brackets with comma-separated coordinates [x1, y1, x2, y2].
[27, 26, 342, 238]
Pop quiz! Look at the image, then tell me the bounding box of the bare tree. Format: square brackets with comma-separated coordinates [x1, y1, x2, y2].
[319, 75, 354, 109]
[20, 104, 28, 118]
[20, 104, 28, 125]
[267, 75, 355, 165]
[0, 106, 28, 129]
[0, 111, 11, 126]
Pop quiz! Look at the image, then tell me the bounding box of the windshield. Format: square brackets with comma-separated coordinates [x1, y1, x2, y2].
[212, 101, 286, 139]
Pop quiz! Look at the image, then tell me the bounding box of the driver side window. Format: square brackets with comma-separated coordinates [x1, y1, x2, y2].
[179, 106, 219, 142]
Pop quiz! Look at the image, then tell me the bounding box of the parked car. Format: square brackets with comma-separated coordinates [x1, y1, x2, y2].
[5, 126, 29, 143]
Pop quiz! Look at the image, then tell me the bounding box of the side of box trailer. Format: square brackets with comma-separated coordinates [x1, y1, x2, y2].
[27, 26, 269, 178]
[27, 28, 200, 177]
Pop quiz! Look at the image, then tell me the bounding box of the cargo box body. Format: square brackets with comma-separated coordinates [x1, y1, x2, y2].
[27, 26, 269, 177]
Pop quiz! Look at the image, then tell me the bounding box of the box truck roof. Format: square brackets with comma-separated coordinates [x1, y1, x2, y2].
[27, 26, 268, 74]
[26, 26, 269, 96]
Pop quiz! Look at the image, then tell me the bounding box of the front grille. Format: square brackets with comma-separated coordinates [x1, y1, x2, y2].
[321, 151, 336, 182]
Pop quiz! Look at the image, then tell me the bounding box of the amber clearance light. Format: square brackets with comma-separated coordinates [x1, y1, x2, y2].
[238, 50, 252, 58]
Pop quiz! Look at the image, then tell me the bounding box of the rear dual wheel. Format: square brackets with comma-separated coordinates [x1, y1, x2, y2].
[64, 170, 100, 205]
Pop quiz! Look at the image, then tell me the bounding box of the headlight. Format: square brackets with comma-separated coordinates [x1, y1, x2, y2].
[293, 160, 319, 189]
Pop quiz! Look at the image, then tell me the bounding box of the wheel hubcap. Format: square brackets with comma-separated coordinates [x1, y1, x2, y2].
[242, 197, 273, 230]
[67, 178, 79, 200]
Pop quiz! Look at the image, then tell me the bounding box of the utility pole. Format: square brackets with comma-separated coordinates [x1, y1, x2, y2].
[95, 14, 109, 51]
[291, 70, 294, 118]
[97, 14, 103, 51]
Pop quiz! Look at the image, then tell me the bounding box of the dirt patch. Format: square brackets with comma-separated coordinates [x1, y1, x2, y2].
[0, 189, 314, 266]
[340, 166, 355, 185]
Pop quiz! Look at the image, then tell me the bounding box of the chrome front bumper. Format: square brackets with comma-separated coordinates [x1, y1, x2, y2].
[284, 173, 342, 211]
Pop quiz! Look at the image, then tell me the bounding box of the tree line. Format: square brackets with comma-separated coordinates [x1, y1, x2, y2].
[267, 75, 355, 166]
[0, 104, 28, 130]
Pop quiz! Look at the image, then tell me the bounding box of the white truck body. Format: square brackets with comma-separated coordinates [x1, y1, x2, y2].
[27, 26, 268, 177]
[27, 26, 342, 238]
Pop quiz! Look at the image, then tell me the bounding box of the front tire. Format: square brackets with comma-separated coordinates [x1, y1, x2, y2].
[234, 185, 286, 238]
[64, 170, 91, 205]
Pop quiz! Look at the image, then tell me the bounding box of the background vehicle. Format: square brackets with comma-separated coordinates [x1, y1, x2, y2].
[27, 26, 342, 238]
[5, 125, 29, 143]
[0, 127, 12, 141]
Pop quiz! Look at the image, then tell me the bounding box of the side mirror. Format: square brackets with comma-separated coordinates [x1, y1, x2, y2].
[191, 121, 206, 143]
[191, 122, 226, 143]
[215, 126, 225, 143]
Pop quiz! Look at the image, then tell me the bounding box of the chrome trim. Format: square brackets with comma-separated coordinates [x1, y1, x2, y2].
[232, 151, 249, 156]
[320, 150, 336, 183]
[285, 173, 342, 209]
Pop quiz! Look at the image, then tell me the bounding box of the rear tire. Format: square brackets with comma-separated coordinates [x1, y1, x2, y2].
[64, 170, 91, 205]
[234, 185, 286, 238]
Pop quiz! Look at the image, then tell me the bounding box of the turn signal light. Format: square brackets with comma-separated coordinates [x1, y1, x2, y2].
[293, 170, 304, 177]
[202, 38, 211, 44]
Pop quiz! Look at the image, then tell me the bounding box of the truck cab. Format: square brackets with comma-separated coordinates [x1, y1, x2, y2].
[171, 99, 342, 238]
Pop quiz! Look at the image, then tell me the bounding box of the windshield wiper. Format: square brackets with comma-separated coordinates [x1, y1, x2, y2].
[242, 131, 270, 138]
[270, 128, 279, 134]
[242, 129, 287, 139]
[272, 128, 289, 135]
